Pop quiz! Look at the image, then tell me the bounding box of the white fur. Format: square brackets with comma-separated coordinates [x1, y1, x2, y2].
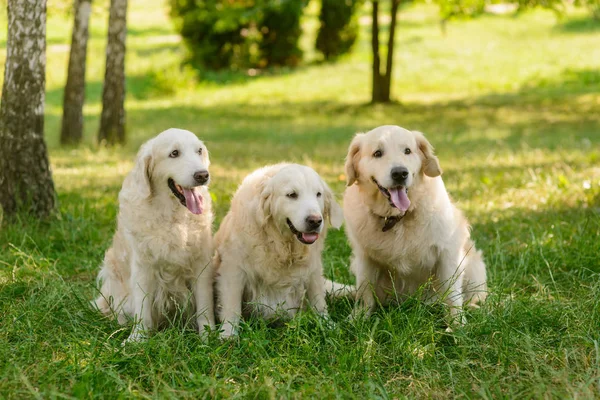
[343, 125, 488, 323]
[94, 128, 215, 342]
[214, 164, 345, 338]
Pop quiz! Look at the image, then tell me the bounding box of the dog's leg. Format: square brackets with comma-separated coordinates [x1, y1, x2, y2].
[436, 249, 466, 327]
[217, 265, 245, 339]
[351, 255, 379, 319]
[306, 268, 328, 315]
[307, 270, 338, 329]
[125, 257, 155, 343]
[193, 260, 215, 337]
[462, 244, 488, 307]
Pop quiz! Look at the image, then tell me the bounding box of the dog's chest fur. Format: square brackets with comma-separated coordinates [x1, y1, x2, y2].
[365, 213, 441, 275]
[242, 237, 321, 319]
[121, 197, 213, 275]
[345, 182, 455, 277]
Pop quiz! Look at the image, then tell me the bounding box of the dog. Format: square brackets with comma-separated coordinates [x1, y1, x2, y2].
[214, 163, 346, 338]
[343, 125, 488, 324]
[94, 128, 215, 342]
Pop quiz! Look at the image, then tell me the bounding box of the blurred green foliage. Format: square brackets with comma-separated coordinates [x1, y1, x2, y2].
[169, 0, 307, 70]
[432, 0, 568, 20]
[316, 0, 363, 61]
[575, 0, 600, 18]
[434, 0, 487, 20]
[259, 0, 308, 67]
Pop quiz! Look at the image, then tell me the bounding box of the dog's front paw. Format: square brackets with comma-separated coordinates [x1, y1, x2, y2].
[122, 329, 147, 345]
[197, 318, 214, 341]
[449, 308, 467, 326]
[219, 322, 238, 340]
[197, 325, 212, 341]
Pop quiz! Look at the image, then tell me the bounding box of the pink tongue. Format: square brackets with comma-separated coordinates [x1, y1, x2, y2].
[389, 187, 410, 212]
[182, 187, 204, 214]
[301, 232, 319, 244]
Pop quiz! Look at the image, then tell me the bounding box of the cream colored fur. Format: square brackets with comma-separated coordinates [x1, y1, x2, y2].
[343, 125, 488, 323]
[94, 128, 215, 342]
[214, 164, 345, 338]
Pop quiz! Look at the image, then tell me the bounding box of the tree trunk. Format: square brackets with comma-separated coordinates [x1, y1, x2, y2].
[371, 0, 384, 103]
[61, 0, 92, 146]
[98, 0, 127, 145]
[382, 0, 400, 102]
[371, 0, 400, 104]
[0, 0, 55, 219]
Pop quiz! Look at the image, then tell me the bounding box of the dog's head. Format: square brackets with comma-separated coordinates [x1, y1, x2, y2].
[129, 128, 210, 214]
[345, 125, 441, 213]
[259, 164, 343, 245]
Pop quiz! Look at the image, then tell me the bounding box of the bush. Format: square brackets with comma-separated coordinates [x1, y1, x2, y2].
[169, 0, 253, 70]
[316, 0, 363, 61]
[259, 0, 308, 67]
[170, 0, 307, 71]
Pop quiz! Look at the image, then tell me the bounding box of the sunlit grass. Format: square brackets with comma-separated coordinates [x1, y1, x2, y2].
[1, 0, 599, 398]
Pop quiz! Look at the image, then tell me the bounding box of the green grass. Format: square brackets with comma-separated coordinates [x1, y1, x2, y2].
[1, 0, 600, 397]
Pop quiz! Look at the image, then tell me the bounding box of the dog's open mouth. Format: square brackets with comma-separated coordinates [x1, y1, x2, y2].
[286, 218, 319, 245]
[168, 178, 204, 215]
[372, 178, 411, 212]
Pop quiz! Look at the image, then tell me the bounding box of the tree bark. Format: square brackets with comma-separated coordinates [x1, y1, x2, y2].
[371, 0, 400, 103]
[0, 0, 55, 219]
[98, 0, 127, 145]
[382, 0, 400, 102]
[61, 0, 92, 146]
[371, 0, 383, 103]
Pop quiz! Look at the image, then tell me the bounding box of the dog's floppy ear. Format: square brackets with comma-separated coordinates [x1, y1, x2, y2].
[129, 141, 154, 198]
[258, 177, 274, 224]
[323, 181, 344, 229]
[414, 131, 442, 178]
[345, 133, 364, 186]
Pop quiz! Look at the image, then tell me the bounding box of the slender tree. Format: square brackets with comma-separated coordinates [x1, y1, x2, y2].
[61, 0, 92, 145]
[0, 0, 55, 219]
[98, 0, 127, 145]
[371, 0, 400, 103]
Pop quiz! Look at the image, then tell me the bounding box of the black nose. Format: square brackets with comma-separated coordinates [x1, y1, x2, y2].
[194, 170, 209, 184]
[305, 215, 323, 230]
[391, 166, 409, 184]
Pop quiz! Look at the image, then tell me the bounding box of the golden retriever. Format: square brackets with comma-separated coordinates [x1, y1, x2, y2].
[343, 125, 487, 324]
[214, 163, 345, 338]
[94, 128, 215, 342]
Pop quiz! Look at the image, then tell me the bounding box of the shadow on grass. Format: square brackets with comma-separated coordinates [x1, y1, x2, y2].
[133, 42, 182, 58]
[554, 16, 600, 33]
[117, 94, 598, 153]
[506, 67, 600, 96]
[127, 26, 175, 37]
[45, 72, 183, 112]
[192, 63, 315, 86]
[42, 62, 600, 160]
[43, 92, 600, 158]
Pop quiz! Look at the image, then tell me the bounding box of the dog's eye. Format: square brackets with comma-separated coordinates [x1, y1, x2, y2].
[169, 150, 179, 158]
[316, 192, 322, 198]
[404, 148, 412, 155]
[373, 150, 383, 158]
[287, 192, 298, 199]
[198, 148, 203, 155]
